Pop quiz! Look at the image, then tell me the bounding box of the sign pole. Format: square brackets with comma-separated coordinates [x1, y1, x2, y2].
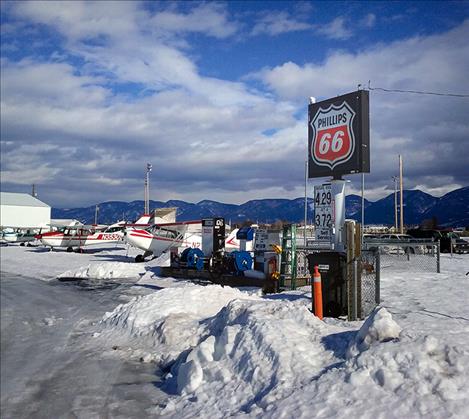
[304, 160, 308, 246]
[331, 177, 346, 252]
[361, 172, 365, 247]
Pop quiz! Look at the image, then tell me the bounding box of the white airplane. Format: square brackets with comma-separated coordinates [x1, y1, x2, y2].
[125, 222, 240, 262]
[125, 220, 202, 262]
[0, 227, 44, 245]
[38, 222, 126, 252]
[37, 212, 156, 252]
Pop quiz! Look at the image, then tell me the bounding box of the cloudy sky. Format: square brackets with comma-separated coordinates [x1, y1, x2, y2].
[1, 1, 468, 208]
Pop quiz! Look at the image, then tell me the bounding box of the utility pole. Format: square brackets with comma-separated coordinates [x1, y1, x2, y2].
[399, 155, 404, 234]
[392, 176, 398, 231]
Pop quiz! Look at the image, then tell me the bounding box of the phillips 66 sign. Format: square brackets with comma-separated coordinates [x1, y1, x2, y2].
[308, 90, 370, 178]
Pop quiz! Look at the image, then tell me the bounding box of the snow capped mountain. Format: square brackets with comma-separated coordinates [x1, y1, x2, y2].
[51, 188, 469, 227]
[422, 186, 469, 227]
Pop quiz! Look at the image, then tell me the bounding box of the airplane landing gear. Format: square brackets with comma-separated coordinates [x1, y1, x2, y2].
[66, 247, 73, 253]
[135, 250, 153, 263]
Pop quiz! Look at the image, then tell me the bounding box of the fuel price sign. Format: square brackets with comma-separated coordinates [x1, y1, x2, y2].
[314, 184, 334, 240]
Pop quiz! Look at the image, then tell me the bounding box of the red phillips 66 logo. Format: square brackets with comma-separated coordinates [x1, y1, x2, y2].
[311, 101, 356, 169]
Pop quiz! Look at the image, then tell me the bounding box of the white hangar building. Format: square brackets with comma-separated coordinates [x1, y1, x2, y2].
[0, 192, 51, 228]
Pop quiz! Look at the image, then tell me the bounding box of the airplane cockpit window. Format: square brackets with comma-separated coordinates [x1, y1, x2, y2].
[105, 226, 123, 233]
[151, 227, 178, 239]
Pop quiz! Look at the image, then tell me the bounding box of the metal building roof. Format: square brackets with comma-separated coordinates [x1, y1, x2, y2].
[0, 192, 50, 208]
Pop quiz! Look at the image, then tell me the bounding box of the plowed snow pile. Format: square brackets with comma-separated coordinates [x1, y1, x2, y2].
[58, 261, 146, 280]
[4, 246, 467, 418]
[99, 284, 260, 364]
[97, 254, 469, 418]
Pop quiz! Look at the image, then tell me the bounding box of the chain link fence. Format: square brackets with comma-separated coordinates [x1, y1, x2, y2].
[359, 250, 380, 318]
[362, 239, 440, 273]
[298, 238, 439, 321]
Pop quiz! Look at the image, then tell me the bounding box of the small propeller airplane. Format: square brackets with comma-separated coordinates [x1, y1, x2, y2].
[37, 222, 127, 252]
[125, 220, 241, 262]
[0, 227, 45, 245]
[36, 213, 158, 252]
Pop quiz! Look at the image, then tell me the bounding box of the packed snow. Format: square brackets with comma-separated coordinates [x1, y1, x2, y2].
[1, 243, 469, 418]
[58, 261, 146, 280]
[0, 244, 143, 281]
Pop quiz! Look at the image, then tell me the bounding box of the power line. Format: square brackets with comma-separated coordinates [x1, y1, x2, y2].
[369, 86, 469, 98]
[363, 82, 469, 98]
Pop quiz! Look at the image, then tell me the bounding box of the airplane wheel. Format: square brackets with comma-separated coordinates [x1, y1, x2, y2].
[20, 243, 25, 247]
[135, 254, 144, 263]
[66, 247, 73, 253]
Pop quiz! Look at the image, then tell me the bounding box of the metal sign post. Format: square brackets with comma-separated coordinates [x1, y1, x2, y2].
[331, 179, 346, 252]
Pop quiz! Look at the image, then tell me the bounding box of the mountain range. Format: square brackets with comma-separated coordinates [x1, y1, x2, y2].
[51, 186, 469, 228]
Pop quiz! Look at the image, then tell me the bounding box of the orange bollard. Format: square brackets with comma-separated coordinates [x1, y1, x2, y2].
[313, 265, 323, 320]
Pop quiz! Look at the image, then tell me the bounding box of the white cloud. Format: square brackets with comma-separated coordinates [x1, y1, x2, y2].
[9, 1, 258, 108]
[360, 13, 376, 28]
[13, 1, 141, 41]
[316, 17, 352, 40]
[1, 60, 108, 106]
[251, 11, 312, 36]
[255, 20, 469, 194]
[1, 3, 467, 206]
[150, 3, 238, 39]
[256, 21, 469, 100]
[0, 56, 300, 206]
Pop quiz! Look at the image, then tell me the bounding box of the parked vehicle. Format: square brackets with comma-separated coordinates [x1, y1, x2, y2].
[443, 231, 469, 254]
[362, 233, 423, 254]
[407, 229, 469, 253]
[379, 233, 420, 254]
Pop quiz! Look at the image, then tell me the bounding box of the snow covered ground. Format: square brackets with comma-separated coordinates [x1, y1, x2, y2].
[1, 244, 468, 418]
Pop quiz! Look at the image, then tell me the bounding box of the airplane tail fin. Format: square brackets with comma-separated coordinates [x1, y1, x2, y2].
[133, 214, 152, 225]
[225, 228, 239, 249]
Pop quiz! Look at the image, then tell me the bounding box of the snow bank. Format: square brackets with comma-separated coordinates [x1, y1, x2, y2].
[99, 284, 259, 364]
[4, 246, 467, 418]
[0, 245, 139, 281]
[347, 306, 401, 358]
[160, 297, 348, 416]
[57, 262, 146, 280]
[344, 335, 466, 403]
[158, 302, 469, 418]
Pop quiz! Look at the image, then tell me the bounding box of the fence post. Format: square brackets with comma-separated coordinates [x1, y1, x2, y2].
[375, 250, 380, 304]
[353, 258, 358, 319]
[436, 241, 440, 273]
[346, 221, 356, 321]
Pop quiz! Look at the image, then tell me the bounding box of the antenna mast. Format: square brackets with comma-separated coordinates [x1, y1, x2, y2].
[399, 155, 404, 234]
[144, 163, 152, 214]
